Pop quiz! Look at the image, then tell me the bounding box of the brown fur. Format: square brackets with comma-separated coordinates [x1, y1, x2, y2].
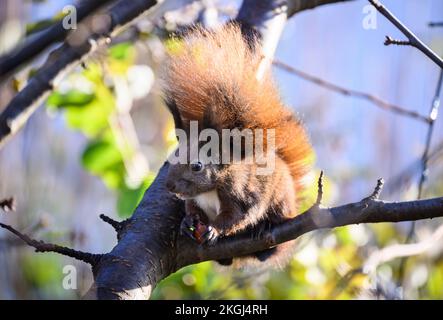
[163, 25, 313, 268]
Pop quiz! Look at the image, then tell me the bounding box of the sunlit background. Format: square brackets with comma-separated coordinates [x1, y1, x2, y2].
[0, 0, 442, 299]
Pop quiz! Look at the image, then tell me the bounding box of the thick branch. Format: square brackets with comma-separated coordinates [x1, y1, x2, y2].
[368, 0, 443, 69]
[86, 163, 443, 299]
[0, 0, 116, 80]
[236, 0, 354, 80]
[0, 0, 161, 149]
[180, 182, 443, 265]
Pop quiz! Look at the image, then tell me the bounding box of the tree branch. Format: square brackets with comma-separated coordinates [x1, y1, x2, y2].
[0, 197, 16, 212]
[273, 59, 430, 123]
[429, 22, 443, 28]
[180, 179, 443, 266]
[363, 223, 443, 274]
[236, 0, 355, 81]
[0, 222, 102, 266]
[0, 0, 116, 81]
[3, 163, 441, 299]
[368, 0, 443, 69]
[87, 164, 443, 299]
[0, 0, 161, 149]
[99, 214, 128, 240]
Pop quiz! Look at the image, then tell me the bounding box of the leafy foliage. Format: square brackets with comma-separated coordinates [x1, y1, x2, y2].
[46, 43, 153, 218]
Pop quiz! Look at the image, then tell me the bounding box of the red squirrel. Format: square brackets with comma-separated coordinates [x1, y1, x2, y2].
[163, 25, 312, 268]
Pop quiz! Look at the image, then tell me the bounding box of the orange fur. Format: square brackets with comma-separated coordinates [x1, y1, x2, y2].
[163, 24, 312, 212]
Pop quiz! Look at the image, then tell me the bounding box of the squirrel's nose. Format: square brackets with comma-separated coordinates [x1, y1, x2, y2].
[166, 181, 175, 192]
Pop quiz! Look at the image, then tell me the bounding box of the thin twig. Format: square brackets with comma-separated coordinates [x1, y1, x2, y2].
[0, 222, 102, 265]
[398, 68, 443, 282]
[417, 69, 443, 200]
[273, 60, 430, 122]
[367, 178, 384, 201]
[384, 36, 411, 46]
[429, 22, 443, 28]
[0, 197, 16, 212]
[404, 70, 443, 237]
[364, 224, 443, 274]
[315, 171, 324, 205]
[368, 0, 443, 68]
[99, 214, 123, 231]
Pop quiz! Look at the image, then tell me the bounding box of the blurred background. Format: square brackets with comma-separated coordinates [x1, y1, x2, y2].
[0, 0, 442, 299]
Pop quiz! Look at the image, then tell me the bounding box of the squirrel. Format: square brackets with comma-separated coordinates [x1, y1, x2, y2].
[162, 25, 313, 268]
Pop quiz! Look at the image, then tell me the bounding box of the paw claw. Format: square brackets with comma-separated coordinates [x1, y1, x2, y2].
[200, 225, 219, 245]
[180, 216, 219, 245]
[180, 216, 197, 241]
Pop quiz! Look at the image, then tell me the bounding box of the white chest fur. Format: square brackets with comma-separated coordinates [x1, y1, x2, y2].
[194, 190, 221, 221]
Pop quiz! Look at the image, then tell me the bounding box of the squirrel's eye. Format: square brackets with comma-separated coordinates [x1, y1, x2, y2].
[190, 162, 204, 172]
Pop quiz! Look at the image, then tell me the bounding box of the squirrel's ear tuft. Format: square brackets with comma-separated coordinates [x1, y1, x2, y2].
[202, 104, 220, 132]
[164, 96, 184, 130]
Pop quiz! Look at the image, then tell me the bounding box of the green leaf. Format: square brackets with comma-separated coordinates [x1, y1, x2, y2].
[47, 90, 95, 109]
[22, 254, 63, 287]
[109, 42, 135, 61]
[82, 140, 122, 173]
[64, 103, 109, 136]
[428, 265, 443, 298]
[116, 175, 155, 218]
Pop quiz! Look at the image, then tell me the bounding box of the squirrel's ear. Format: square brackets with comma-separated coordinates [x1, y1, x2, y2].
[202, 105, 221, 132]
[164, 96, 184, 130]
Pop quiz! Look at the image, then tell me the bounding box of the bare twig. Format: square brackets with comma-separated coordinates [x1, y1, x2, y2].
[417, 69, 443, 200]
[368, 0, 443, 68]
[99, 214, 124, 232]
[0, 222, 102, 266]
[398, 67, 443, 283]
[99, 214, 128, 240]
[336, 223, 443, 298]
[402, 70, 443, 237]
[315, 171, 324, 205]
[286, 0, 355, 17]
[366, 178, 384, 201]
[364, 224, 443, 274]
[384, 36, 411, 47]
[429, 22, 443, 28]
[385, 138, 443, 196]
[273, 60, 429, 122]
[0, 197, 16, 212]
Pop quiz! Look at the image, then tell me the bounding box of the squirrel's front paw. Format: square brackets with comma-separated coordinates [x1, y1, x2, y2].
[180, 216, 219, 245]
[198, 224, 219, 245]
